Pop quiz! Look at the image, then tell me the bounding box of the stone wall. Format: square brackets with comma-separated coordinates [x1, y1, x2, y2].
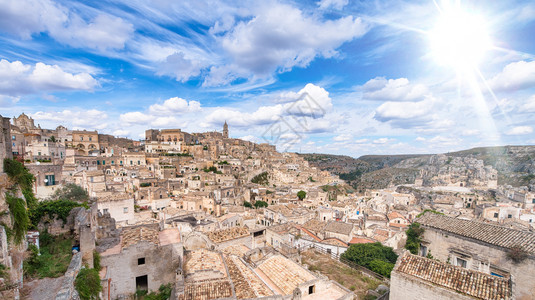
[101, 241, 182, 299]
[390, 270, 474, 300]
[55, 252, 82, 300]
[423, 227, 534, 299]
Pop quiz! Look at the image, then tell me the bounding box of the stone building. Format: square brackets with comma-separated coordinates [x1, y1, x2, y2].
[71, 130, 100, 155]
[100, 226, 183, 298]
[416, 212, 535, 299]
[12, 112, 36, 132]
[390, 251, 513, 300]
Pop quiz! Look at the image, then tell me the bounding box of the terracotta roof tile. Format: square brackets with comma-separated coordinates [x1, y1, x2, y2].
[256, 255, 316, 295]
[396, 252, 512, 300]
[206, 226, 249, 243]
[417, 212, 535, 254]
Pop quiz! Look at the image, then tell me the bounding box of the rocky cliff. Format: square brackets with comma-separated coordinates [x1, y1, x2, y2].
[301, 145, 535, 190]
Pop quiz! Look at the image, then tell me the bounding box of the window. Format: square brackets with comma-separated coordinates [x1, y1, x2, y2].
[532, 198, 535, 204]
[138, 160, 140, 165]
[81, 136, 83, 141]
[38, 151, 41, 156]
[493, 212, 498, 218]
[90, 176, 94, 183]
[138, 257, 145, 265]
[120, 160, 123, 165]
[111, 160, 114, 165]
[89, 137, 92, 141]
[508, 214, 512, 219]
[12, 135, 15, 140]
[308, 285, 315, 294]
[456, 258, 467, 268]
[130, 160, 133, 165]
[124, 207, 128, 213]
[102, 160, 105, 165]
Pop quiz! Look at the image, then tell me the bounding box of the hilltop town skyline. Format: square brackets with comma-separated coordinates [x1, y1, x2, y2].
[1, 0, 535, 157]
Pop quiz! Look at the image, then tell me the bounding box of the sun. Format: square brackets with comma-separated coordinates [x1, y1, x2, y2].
[429, 6, 491, 71]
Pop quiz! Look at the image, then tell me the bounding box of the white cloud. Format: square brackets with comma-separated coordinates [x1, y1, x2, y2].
[375, 98, 434, 121]
[505, 126, 533, 135]
[208, 1, 367, 85]
[489, 61, 535, 91]
[318, 0, 348, 10]
[31, 109, 108, 130]
[239, 135, 259, 143]
[333, 134, 351, 141]
[156, 52, 205, 82]
[120, 112, 152, 124]
[204, 83, 332, 128]
[113, 129, 130, 136]
[373, 137, 394, 144]
[120, 96, 202, 128]
[461, 129, 481, 136]
[415, 136, 426, 141]
[520, 95, 535, 112]
[0, 95, 20, 107]
[0, 0, 133, 51]
[0, 59, 98, 96]
[355, 138, 369, 144]
[148, 97, 201, 115]
[362, 77, 429, 101]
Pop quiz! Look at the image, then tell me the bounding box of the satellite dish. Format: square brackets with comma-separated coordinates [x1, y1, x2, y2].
[44, 179, 48, 183]
[36, 161, 40, 165]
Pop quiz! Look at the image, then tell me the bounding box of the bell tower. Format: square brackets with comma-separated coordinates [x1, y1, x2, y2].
[223, 121, 229, 138]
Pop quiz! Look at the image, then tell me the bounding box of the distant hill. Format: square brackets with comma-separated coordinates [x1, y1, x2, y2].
[301, 145, 535, 191]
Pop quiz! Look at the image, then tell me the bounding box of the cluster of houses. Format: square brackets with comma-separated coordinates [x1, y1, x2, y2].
[0, 113, 534, 299]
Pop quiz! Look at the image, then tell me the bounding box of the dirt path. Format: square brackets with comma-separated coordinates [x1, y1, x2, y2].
[21, 276, 64, 300]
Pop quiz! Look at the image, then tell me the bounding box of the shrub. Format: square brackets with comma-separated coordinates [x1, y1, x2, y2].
[243, 201, 252, 208]
[93, 251, 101, 271]
[75, 268, 102, 300]
[341, 242, 397, 277]
[29, 199, 87, 227]
[507, 245, 528, 263]
[405, 222, 424, 254]
[49, 183, 89, 202]
[254, 201, 268, 208]
[3, 158, 35, 192]
[5, 193, 30, 245]
[144, 283, 172, 300]
[251, 172, 269, 185]
[368, 259, 395, 278]
[297, 190, 307, 200]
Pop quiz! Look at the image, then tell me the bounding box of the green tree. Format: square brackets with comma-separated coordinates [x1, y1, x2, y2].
[297, 190, 307, 200]
[49, 136, 56, 142]
[49, 183, 89, 202]
[254, 200, 268, 208]
[368, 259, 395, 277]
[243, 201, 252, 208]
[341, 242, 398, 277]
[405, 222, 424, 254]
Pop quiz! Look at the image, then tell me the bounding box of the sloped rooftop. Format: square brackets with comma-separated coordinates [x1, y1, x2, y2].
[256, 255, 316, 295]
[206, 226, 249, 243]
[395, 252, 512, 300]
[324, 221, 353, 235]
[225, 255, 274, 299]
[417, 212, 535, 254]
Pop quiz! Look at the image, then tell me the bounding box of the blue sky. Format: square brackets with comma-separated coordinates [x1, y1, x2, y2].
[1, 0, 535, 157]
